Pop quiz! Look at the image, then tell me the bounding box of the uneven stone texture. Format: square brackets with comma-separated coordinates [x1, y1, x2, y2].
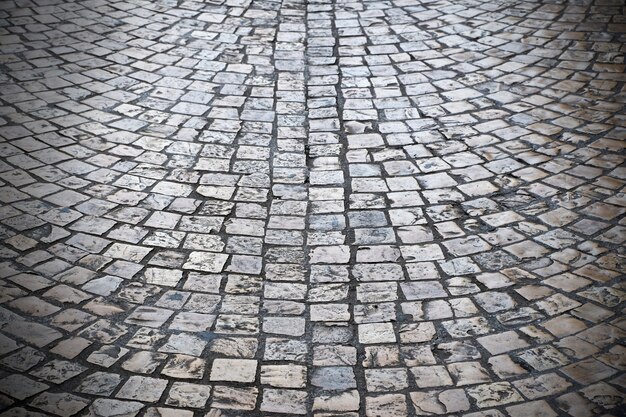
[0, 0, 624, 416]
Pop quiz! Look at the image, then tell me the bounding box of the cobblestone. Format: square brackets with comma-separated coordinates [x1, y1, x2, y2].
[0, 0, 625, 415]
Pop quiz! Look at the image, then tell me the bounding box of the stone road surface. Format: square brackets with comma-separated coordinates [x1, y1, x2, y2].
[0, 0, 625, 416]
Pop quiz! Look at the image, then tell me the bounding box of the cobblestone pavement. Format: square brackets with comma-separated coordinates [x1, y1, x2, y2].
[0, 0, 624, 415]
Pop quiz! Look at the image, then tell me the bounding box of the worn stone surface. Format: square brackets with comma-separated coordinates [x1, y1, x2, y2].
[0, 0, 624, 415]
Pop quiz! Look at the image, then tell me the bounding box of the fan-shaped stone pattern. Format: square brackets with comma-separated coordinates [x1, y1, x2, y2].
[0, 0, 624, 416]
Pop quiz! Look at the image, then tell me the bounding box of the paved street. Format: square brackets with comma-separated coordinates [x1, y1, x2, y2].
[0, 0, 625, 415]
